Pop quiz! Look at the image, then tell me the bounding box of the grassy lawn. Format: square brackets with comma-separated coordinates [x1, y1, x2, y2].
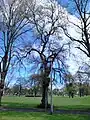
[53, 96, 90, 110]
[2, 96, 90, 110]
[0, 111, 90, 120]
[1, 96, 90, 120]
[2, 96, 41, 108]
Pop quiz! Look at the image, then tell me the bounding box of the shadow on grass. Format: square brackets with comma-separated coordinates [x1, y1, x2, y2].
[0, 111, 90, 120]
[2, 102, 37, 109]
[2, 101, 90, 112]
[54, 105, 90, 111]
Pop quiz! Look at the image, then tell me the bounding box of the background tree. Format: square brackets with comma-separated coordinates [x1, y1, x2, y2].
[64, 73, 76, 98]
[74, 62, 90, 96]
[25, 74, 42, 97]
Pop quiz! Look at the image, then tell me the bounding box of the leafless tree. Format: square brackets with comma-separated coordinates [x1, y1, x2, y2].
[22, 0, 69, 108]
[63, 0, 90, 57]
[0, 0, 30, 105]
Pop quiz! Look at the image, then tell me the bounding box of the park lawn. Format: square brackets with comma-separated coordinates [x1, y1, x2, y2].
[53, 96, 90, 110]
[2, 96, 41, 108]
[0, 111, 90, 120]
[2, 96, 90, 110]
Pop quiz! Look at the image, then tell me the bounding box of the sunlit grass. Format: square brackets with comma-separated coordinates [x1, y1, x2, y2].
[2, 95, 90, 110]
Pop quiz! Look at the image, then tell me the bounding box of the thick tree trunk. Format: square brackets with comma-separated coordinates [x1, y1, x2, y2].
[40, 72, 50, 108]
[39, 63, 50, 108]
[41, 84, 48, 108]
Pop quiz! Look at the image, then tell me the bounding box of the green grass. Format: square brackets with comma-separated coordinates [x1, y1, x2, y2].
[0, 111, 90, 120]
[53, 96, 90, 110]
[2, 96, 90, 110]
[2, 96, 41, 108]
[1, 96, 90, 120]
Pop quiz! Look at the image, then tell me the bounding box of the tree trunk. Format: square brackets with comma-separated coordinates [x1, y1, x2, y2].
[40, 64, 51, 108]
[34, 90, 37, 97]
[0, 73, 6, 106]
[0, 54, 8, 106]
[0, 90, 2, 106]
[0, 88, 3, 106]
[41, 82, 49, 108]
[79, 88, 82, 97]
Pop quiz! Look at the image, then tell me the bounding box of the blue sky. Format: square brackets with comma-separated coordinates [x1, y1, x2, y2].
[3, 0, 69, 88]
[1, 0, 87, 88]
[58, 0, 68, 4]
[57, 0, 75, 15]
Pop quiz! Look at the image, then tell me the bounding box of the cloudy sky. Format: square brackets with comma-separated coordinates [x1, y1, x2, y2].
[1, 0, 90, 88]
[57, 0, 90, 75]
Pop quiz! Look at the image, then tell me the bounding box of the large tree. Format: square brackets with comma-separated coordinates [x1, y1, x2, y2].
[22, 0, 69, 108]
[61, 0, 90, 97]
[0, 0, 30, 106]
[63, 0, 90, 57]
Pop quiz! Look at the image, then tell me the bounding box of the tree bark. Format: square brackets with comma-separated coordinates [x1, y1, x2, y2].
[0, 90, 2, 106]
[0, 72, 6, 106]
[40, 64, 50, 108]
[41, 83, 48, 108]
[0, 88, 3, 106]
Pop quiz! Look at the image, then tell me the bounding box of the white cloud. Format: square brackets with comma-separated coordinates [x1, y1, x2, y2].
[66, 14, 90, 74]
